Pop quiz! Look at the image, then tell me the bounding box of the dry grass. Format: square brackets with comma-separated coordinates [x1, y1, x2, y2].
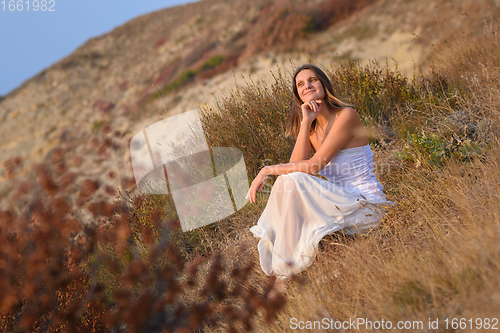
[199, 18, 500, 332]
[253, 140, 500, 332]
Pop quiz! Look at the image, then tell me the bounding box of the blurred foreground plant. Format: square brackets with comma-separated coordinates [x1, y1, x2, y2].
[0, 129, 285, 333]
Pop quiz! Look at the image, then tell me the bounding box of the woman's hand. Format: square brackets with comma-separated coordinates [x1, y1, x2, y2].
[246, 169, 269, 203]
[301, 99, 322, 123]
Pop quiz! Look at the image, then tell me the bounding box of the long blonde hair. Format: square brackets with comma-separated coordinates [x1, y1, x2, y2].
[286, 64, 352, 138]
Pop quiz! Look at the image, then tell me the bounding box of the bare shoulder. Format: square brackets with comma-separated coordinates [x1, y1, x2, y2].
[335, 107, 362, 124]
[336, 107, 369, 147]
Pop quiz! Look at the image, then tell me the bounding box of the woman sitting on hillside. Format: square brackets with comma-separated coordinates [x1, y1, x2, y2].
[247, 64, 394, 279]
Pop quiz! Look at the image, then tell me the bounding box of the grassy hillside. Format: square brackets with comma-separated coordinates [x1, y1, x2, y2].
[198, 19, 500, 331]
[1, 4, 500, 333]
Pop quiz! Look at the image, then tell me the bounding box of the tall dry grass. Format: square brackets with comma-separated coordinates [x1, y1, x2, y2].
[256, 139, 500, 332]
[254, 139, 500, 331]
[199, 19, 500, 332]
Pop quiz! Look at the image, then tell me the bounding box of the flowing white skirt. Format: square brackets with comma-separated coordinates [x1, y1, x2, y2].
[249, 172, 391, 278]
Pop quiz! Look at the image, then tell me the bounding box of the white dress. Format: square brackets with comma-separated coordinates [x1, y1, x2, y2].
[249, 144, 394, 278]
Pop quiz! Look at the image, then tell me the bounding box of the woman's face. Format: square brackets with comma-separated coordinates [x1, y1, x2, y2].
[295, 69, 325, 103]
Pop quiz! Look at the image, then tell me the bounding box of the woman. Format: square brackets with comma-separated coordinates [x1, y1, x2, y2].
[246, 64, 394, 279]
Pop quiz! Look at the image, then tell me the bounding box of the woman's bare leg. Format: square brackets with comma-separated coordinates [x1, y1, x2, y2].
[268, 277, 287, 300]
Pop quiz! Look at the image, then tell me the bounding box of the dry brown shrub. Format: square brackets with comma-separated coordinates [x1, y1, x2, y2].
[241, 3, 311, 61]
[0, 123, 287, 332]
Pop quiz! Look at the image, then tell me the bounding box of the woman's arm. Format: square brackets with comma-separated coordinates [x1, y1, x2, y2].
[289, 120, 312, 162]
[246, 107, 360, 203]
[263, 108, 358, 176]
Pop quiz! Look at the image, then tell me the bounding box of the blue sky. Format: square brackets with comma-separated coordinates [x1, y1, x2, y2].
[0, 0, 198, 96]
